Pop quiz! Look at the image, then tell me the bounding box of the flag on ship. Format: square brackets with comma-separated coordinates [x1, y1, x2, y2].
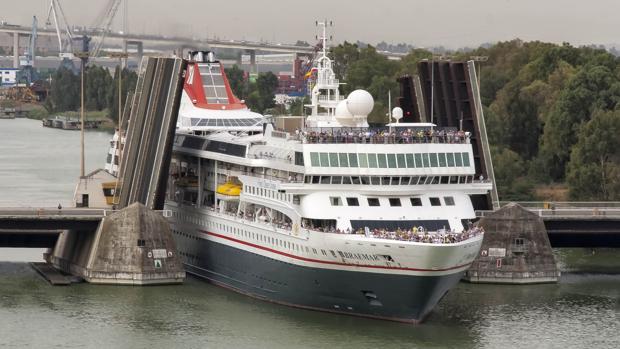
[304, 67, 318, 79]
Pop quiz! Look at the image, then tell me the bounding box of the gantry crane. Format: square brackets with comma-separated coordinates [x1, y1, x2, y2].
[45, 0, 74, 58]
[45, 0, 124, 62]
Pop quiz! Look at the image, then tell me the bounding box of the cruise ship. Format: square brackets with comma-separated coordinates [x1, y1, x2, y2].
[103, 25, 491, 323]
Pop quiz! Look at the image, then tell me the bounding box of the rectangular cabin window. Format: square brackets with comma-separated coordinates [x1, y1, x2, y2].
[329, 153, 339, 167]
[351, 176, 361, 185]
[367, 198, 380, 206]
[410, 197, 423, 206]
[438, 153, 447, 167]
[401, 176, 410, 185]
[360, 176, 370, 185]
[396, 154, 406, 168]
[446, 153, 455, 167]
[462, 152, 471, 167]
[310, 152, 320, 166]
[449, 176, 459, 184]
[320, 176, 331, 184]
[311, 176, 320, 184]
[370, 176, 380, 185]
[391, 177, 400, 185]
[430, 153, 439, 167]
[422, 153, 430, 168]
[368, 154, 378, 168]
[339, 153, 349, 167]
[387, 154, 397, 168]
[454, 152, 463, 167]
[381, 177, 390, 185]
[444, 196, 455, 206]
[295, 152, 305, 166]
[430, 197, 441, 206]
[377, 154, 388, 168]
[346, 197, 360, 206]
[389, 198, 402, 207]
[406, 154, 415, 168]
[331, 176, 343, 184]
[319, 153, 329, 167]
[411, 176, 419, 185]
[342, 176, 352, 184]
[440, 176, 449, 184]
[348, 153, 359, 167]
[358, 153, 368, 168]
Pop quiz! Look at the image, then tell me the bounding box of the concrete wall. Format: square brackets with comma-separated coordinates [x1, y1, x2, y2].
[464, 203, 560, 284]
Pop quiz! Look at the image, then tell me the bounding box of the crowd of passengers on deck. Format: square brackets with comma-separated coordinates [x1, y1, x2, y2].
[294, 128, 470, 144]
[303, 223, 484, 244]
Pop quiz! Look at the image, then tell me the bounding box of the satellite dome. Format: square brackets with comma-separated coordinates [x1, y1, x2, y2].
[392, 107, 403, 121]
[346, 90, 374, 116]
[335, 100, 353, 118]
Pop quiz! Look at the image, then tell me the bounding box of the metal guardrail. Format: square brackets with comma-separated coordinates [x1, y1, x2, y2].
[476, 208, 620, 218]
[499, 201, 620, 208]
[0, 207, 172, 218]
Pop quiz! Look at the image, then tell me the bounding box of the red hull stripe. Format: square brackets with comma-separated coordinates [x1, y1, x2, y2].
[200, 230, 472, 273]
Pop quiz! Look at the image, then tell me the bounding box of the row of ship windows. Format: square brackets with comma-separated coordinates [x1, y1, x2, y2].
[309, 152, 471, 169]
[330, 196, 455, 207]
[173, 215, 392, 264]
[304, 175, 477, 185]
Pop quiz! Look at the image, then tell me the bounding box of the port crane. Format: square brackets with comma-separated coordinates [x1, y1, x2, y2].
[45, 0, 74, 58]
[45, 0, 124, 62]
[21, 16, 38, 84]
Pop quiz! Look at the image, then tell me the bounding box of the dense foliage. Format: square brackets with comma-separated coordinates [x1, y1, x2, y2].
[327, 40, 620, 200]
[46, 64, 137, 124]
[42, 40, 620, 200]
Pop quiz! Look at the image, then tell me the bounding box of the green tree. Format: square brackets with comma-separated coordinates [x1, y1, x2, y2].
[491, 146, 534, 200]
[330, 41, 360, 81]
[224, 65, 246, 99]
[539, 64, 620, 180]
[244, 72, 279, 113]
[49, 66, 80, 112]
[85, 65, 112, 111]
[108, 66, 138, 123]
[566, 110, 620, 200]
[288, 96, 309, 115]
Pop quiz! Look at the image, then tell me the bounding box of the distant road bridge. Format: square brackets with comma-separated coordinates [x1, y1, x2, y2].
[0, 23, 405, 69]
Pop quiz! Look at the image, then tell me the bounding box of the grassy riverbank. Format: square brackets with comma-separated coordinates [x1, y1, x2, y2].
[19, 104, 115, 133]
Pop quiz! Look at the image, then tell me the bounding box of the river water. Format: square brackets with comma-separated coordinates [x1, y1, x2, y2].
[0, 119, 618, 348]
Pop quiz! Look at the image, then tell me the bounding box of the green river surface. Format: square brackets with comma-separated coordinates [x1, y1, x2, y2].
[0, 119, 618, 348]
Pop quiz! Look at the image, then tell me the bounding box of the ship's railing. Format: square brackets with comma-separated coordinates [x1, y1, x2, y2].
[207, 206, 482, 245]
[290, 127, 471, 145]
[317, 95, 345, 103]
[320, 226, 484, 244]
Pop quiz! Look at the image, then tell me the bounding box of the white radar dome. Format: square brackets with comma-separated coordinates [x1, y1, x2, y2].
[335, 100, 353, 118]
[392, 107, 403, 121]
[346, 89, 374, 116]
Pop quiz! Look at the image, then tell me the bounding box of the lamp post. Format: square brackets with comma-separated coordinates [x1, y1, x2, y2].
[74, 51, 90, 178]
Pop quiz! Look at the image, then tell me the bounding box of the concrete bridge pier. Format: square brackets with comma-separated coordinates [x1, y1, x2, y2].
[247, 49, 257, 75]
[49, 203, 185, 285]
[123, 40, 144, 67]
[13, 32, 19, 68]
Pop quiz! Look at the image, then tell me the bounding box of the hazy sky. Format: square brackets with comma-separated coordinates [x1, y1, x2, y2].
[5, 0, 620, 48]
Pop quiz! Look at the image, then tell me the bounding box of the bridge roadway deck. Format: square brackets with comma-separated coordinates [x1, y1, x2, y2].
[477, 207, 620, 248]
[0, 207, 105, 247]
[0, 206, 617, 248]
